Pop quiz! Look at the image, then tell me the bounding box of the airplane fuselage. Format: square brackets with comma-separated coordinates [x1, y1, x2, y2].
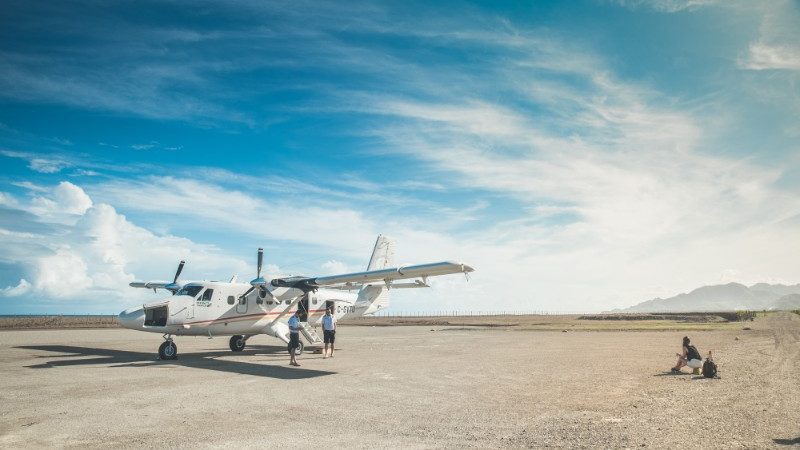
[118, 281, 363, 339]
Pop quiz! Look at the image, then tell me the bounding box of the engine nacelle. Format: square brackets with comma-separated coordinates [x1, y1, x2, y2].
[265, 321, 290, 343]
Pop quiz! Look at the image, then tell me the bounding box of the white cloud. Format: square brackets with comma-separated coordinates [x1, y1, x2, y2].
[737, 1, 800, 72]
[740, 42, 800, 71]
[1, 150, 73, 174]
[28, 158, 70, 173]
[0, 279, 31, 297]
[93, 177, 378, 257]
[611, 0, 717, 13]
[0, 182, 252, 311]
[35, 248, 93, 296]
[29, 181, 93, 218]
[320, 260, 352, 275]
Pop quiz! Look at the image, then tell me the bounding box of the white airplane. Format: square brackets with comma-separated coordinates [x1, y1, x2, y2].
[119, 235, 473, 360]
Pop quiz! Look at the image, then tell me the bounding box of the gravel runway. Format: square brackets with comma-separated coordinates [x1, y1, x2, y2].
[1, 313, 798, 448]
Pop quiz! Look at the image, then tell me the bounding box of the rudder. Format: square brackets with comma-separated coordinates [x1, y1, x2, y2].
[367, 234, 395, 270]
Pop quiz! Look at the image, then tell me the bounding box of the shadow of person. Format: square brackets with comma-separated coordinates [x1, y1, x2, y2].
[16, 344, 335, 380]
[653, 371, 687, 376]
[773, 437, 800, 445]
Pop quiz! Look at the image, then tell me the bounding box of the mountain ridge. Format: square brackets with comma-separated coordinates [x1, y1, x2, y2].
[622, 282, 800, 312]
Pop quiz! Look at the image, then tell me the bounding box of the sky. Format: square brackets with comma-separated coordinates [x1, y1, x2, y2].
[1, 0, 799, 314]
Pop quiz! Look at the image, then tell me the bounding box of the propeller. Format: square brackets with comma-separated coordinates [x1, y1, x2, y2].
[164, 260, 185, 294]
[243, 247, 274, 300]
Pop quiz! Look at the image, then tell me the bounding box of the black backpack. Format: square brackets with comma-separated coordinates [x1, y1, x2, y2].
[686, 344, 701, 361]
[702, 359, 717, 378]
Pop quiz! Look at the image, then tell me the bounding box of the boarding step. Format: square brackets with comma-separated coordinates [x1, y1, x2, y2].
[300, 322, 322, 344]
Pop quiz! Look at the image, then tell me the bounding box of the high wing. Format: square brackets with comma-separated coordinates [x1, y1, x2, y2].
[129, 281, 171, 290]
[271, 261, 473, 291]
[129, 260, 186, 294]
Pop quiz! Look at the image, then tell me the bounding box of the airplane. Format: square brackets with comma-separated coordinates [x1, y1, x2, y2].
[118, 235, 474, 360]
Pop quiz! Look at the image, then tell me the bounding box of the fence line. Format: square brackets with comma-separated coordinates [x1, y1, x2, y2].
[355, 310, 572, 318]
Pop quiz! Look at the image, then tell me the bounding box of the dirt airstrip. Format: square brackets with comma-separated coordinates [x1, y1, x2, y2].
[0, 313, 798, 448]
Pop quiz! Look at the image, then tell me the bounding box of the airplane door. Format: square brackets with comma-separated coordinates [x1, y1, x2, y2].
[298, 294, 309, 322]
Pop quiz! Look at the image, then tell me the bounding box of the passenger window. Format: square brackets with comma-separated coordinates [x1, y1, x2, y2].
[202, 289, 214, 302]
[239, 296, 246, 305]
[227, 296, 235, 305]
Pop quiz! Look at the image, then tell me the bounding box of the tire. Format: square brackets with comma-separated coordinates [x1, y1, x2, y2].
[295, 340, 304, 356]
[229, 335, 246, 352]
[158, 341, 178, 360]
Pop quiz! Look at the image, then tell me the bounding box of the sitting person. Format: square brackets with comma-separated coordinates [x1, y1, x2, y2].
[671, 336, 703, 374]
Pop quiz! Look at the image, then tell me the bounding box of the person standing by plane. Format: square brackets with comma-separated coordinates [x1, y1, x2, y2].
[322, 307, 336, 358]
[288, 310, 302, 366]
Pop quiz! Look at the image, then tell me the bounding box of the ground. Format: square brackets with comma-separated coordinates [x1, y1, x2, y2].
[0, 313, 798, 448]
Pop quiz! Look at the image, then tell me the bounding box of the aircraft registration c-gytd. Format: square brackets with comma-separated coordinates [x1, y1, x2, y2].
[119, 235, 474, 360]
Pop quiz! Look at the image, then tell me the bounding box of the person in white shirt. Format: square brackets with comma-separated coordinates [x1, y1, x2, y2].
[322, 307, 336, 358]
[287, 311, 301, 366]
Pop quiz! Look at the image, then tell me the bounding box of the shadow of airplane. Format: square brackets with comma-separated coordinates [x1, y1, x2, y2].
[16, 345, 336, 380]
[773, 437, 800, 445]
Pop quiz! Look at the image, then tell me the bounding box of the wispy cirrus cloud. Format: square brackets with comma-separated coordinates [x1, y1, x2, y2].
[1, 1, 798, 314]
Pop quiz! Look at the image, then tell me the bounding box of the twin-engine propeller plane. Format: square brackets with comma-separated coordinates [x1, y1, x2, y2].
[119, 235, 473, 360]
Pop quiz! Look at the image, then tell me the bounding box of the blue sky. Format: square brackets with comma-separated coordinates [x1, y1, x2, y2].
[1, 0, 799, 314]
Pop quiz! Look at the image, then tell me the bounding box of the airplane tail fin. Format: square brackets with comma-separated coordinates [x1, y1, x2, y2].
[358, 235, 395, 314]
[366, 234, 395, 270]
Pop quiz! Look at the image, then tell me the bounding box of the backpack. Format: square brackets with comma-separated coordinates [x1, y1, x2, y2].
[686, 344, 701, 361]
[702, 358, 717, 378]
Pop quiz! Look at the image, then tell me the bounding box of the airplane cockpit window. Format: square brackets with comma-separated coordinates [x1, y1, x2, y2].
[177, 285, 203, 298]
[202, 289, 214, 301]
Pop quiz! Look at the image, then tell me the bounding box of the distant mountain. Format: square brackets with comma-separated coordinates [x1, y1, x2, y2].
[623, 282, 800, 312]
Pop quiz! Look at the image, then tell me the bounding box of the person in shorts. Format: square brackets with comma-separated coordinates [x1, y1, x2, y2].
[671, 336, 703, 374]
[322, 307, 336, 358]
[288, 310, 301, 366]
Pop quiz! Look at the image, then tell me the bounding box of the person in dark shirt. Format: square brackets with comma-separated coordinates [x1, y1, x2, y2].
[671, 336, 703, 374]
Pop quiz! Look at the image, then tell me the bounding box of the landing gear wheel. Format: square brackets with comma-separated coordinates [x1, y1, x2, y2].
[294, 340, 304, 356]
[158, 341, 178, 360]
[229, 335, 246, 352]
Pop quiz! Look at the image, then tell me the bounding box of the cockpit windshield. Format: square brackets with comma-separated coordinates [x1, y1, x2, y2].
[176, 285, 203, 298]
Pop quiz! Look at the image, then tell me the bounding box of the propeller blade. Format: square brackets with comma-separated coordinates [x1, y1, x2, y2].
[240, 286, 255, 299]
[174, 260, 185, 283]
[257, 248, 263, 278]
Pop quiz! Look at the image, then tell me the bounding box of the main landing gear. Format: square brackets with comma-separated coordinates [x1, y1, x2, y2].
[229, 335, 249, 352]
[158, 335, 178, 360]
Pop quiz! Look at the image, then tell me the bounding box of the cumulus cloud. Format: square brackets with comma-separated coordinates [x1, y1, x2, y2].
[0, 182, 251, 311]
[0, 279, 31, 297]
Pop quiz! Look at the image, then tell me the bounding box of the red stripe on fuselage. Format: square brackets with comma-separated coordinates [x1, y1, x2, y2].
[182, 308, 329, 326]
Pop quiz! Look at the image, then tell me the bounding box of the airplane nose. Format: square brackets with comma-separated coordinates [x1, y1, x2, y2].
[118, 307, 144, 329]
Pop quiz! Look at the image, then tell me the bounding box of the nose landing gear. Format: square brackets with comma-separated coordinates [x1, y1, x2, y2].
[158, 335, 178, 360]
